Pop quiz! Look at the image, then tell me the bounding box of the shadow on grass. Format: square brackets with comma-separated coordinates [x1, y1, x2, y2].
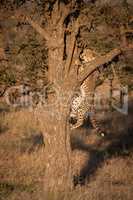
[72, 100, 133, 187]
[20, 132, 45, 154]
[0, 181, 34, 199]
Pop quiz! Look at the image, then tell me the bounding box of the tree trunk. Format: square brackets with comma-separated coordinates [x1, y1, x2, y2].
[42, 99, 73, 198]
[48, 48, 64, 83]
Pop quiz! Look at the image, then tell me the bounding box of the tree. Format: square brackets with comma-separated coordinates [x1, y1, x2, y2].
[13, 0, 133, 196]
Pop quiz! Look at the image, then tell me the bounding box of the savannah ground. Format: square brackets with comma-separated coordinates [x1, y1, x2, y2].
[0, 92, 133, 200]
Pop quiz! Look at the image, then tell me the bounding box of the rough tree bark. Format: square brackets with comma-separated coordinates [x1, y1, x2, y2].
[14, 0, 133, 195]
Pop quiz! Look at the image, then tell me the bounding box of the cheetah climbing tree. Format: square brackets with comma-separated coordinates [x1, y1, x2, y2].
[14, 0, 133, 195]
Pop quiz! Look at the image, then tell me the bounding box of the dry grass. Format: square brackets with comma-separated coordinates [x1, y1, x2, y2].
[0, 98, 133, 200]
[0, 104, 46, 200]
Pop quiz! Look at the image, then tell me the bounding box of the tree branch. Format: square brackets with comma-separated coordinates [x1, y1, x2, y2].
[78, 44, 133, 86]
[50, 1, 74, 27]
[50, 0, 60, 26]
[64, 33, 77, 76]
[59, 1, 76, 25]
[26, 16, 50, 41]
[64, 17, 81, 76]
[64, 15, 93, 78]
[14, 12, 49, 41]
[78, 48, 122, 85]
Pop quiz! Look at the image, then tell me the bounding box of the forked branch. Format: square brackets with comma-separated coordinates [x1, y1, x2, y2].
[78, 49, 119, 85]
[78, 44, 133, 86]
[50, 1, 75, 27]
[59, 1, 76, 25]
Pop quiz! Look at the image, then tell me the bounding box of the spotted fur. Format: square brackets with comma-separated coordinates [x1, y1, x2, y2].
[69, 49, 106, 137]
